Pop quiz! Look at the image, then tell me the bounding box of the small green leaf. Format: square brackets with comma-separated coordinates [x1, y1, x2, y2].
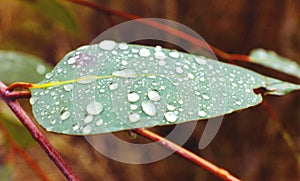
[29, 41, 300, 135]
[250, 49, 300, 79]
[20, 0, 79, 34]
[0, 51, 51, 84]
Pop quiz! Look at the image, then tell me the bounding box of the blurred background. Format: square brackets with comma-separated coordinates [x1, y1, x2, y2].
[0, 0, 300, 180]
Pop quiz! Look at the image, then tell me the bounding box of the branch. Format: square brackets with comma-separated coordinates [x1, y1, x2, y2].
[0, 81, 80, 181]
[64, 0, 249, 62]
[134, 128, 241, 181]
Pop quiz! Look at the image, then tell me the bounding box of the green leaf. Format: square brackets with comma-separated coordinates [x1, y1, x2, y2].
[20, 0, 79, 34]
[0, 50, 51, 84]
[0, 101, 36, 148]
[249, 49, 300, 79]
[29, 41, 300, 135]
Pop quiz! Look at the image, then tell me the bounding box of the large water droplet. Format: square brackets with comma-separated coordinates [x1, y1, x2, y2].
[67, 56, 77, 65]
[169, 51, 180, 58]
[60, 111, 71, 120]
[99, 40, 116, 50]
[29, 97, 39, 105]
[129, 113, 141, 122]
[63, 84, 73, 92]
[198, 110, 207, 117]
[127, 92, 140, 102]
[147, 90, 161, 101]
[141, 101, 157, 116]
[139, 48, 151, 57]
[84, 114, 93, 123]
[154, 51, 166, 60]
[112, 69, 137, 78]
[86, 101, 104, 115]
[164, 112, 178, 122]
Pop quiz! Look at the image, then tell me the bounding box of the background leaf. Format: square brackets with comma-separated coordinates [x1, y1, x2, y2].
[249, 49, 300, 79]
[30, 41, 300, 135]
[0, 50, 51, 84]
[19, 0, 79, 34]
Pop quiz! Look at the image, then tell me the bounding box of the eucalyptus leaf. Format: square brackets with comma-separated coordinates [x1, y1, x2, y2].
[250, 49, 300, 79]
[0, 51, 51, 84]
[29, 41, 300, 135]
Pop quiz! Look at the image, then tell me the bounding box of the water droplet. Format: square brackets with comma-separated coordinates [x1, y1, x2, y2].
[154, 46, 162, 52]
[36, 65, 46, 75]
[167, 104, 176, 111]
[147, 90, 161, 101]
[82, 125, 93, 134]
[60, 111, 71, 120]
[187, 73, 195, 79]
[84, 115, 93, 123]
[198, 110, 207, 117]
[139, 48, 151, 57]
[109, 83, 119, 90]
[99, 40, 116, 50]
[130, 104, 138, 110]
[121, 60, 128, 65]
[112, 69, 137, 78]
[195, 57, 207, 65]
[63, 84, 73, 91]
[29, 97, 39, 105]
[67, 56, 77, 65]
[45, 73, 53, 79]
[77, 76, 96, 84]
[202, 94, 210, 100]
[118, 42, 128, 50]
[235, 100, 242, 105]
[159, 60, 166, 66]
[96, 119, 103, 126]
[127, 92, 140, 102]
[141, 101, 157, 116]
[164, 112, 178, 122]
[86, 101, 103, 115]
[73, 124, 79, 130]
[175, 67, 184, 74]
[129, 113, 140, 122]
[169, 51, 180, 58]
[154, 51, 166, 60]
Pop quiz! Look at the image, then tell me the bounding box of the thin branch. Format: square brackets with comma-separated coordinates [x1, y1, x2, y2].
[134, 128, 241, 181]
[0, 81, 80, 181]
[64, 0, 250, 62]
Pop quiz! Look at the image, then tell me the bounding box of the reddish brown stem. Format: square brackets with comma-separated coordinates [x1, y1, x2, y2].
[134, 128, 241, 181]
[6, 82, 33, 91]
[64, 0, 250, 62]
[0, 81, 80, 181]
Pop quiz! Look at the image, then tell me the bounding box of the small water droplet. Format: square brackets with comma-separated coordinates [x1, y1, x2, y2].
[198, 110, 207, 117]
[141, 101, 157, 116]
[84, 115, 93, 123]
[139, 48, 151, 57]
[169, 51, 180, 58]
[202, 94, 210, 100]
[235, 100, 242, 105]
[121, 60, 128, 65]
[86, 101, 104, 115]
[109, 83, 119, 90]
[118, 42, 128, 50]
[167, 104, 176, 111]
[63, 84, 73, 91]
[147, 90, 161, 101]
[96, 119, 103, 126]
[29, 97, 39, 105]
[99, 40, 116, 50]
[164, 112, 178, 122]
[187, 73, 195, 79]
[154, 51, 166, 60]
[159, 60, 166, 66]
[154, 46, 162, 52]
[50, 120, 56, 125]
[195, 57, 207, 65]
[36, 65, 46, 75]
[175, 67, 184, 74]
[112, 69, 137, 78]
[67, 56, 77, 65]
[82, 125, 93, 134]
[129, 113, 140, 122]
[127, 92, 140, 102]
[60, 111, 71, 120]
[45, 73, 53, 79]
[130, 104, 138, 110]
[73, 124, 79, 130]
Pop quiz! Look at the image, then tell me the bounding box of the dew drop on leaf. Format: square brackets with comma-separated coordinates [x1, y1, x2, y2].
[164, 112, 178, 122]
[98, 40, 116, 51]
[147, 90, 161, 102]
[86, 101, 103, 115]
[141, 101, 157, 116]
[127, 92, 140, 102]
[129, 113, 141, 122]
[60, 111, 71, 120]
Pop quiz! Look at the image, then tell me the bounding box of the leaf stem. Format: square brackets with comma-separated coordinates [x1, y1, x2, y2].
[0, 81, 80, 181]
[134, 128, 241, 181]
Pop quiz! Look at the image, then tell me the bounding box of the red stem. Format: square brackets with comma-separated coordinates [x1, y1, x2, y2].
[0, 81, 80, 181]
[134, 128, 241, 181]
[64, 0, 250, 62]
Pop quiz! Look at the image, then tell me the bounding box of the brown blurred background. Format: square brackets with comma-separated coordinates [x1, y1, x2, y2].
[1, 0, 300, 180]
